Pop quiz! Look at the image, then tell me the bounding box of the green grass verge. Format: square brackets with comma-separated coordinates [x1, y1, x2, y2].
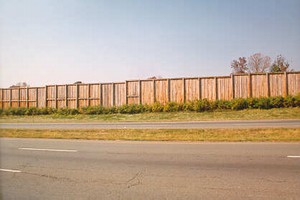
[1, 128, 299, 142]
[0, 108, 299, 123]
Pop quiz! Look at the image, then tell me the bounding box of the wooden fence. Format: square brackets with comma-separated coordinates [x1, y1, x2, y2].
[1, 72, 299, 109]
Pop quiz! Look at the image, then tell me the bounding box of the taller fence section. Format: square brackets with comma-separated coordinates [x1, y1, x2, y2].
[0, 72, 299, 109]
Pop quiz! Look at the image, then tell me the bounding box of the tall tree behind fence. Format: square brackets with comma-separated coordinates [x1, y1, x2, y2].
[1, 72, 299, 109]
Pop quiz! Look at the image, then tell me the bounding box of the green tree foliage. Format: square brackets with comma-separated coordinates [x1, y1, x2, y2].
[270, 55, 292, 72]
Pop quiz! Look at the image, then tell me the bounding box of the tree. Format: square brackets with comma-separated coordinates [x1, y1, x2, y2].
[248, 53, 271, 73]
[231, 57, 248, 74]
[270, 55, 292, 72]
[10, 82, 29, 88]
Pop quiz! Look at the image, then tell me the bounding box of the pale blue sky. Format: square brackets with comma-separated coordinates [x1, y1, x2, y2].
[0, 0, 299, 87]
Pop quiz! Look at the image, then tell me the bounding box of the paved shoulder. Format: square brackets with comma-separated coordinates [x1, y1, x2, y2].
[0, 119, 299, 129]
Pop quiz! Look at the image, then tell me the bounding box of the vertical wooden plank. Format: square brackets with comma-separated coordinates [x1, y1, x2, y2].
[55, 85, 58, 109]
[153, 80, 156, 102]
[99, 83, 102, 106]
[87, 84, 90, 107]
[167, 79, 171, 102]
[284, 72, 288, 97]
[266, 73, 270, 97]
[198, 78, 202, 100]
[76, 84, 79, 109]
[18, 88, 21, 108]
[182, 78, 186, 103]
[125, 81, 128, 105]
[26, 87, 29, 108]
[112, 83, 115, 106]
[1, 89, 3, 109]
[9, 88, 12, 108]
[36, 88, 38, 107]
[214, 77, 218, 100]
[139, 80, 142, 104]
[45, 86, 48, 108]
[248, 74, 252, 98]
[231, 74, 235, 99]
[65, 85, 68, 107]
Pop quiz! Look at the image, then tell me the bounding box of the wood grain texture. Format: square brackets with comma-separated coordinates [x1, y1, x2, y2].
[0, 72, 299, 109]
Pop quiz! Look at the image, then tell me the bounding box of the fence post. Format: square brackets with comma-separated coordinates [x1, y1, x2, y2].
[45, 86, 48, 108]
[153, 80, 156, 103]
[231, 74, 235, 99]
[248, 74, 252, 98]
[125, 81, 128, 105]
[18, 88, 21, 108]
[139, 80, 142, 104]
[198, 78, 202, 100]
[112, 83, 115, 106]
[214, 77, 218, 100]
[65, 85, 68, 108]
[99, 83, 102, 106]
[9, 88, 12, 108]
[284, 72, 288, 97]
[266, 73, 270, 97]
[76, 84, 79, 109]
[167, 79, 171, 102]
[87, 84, 90, 107]
[26, 87, 29, 108]
[182, 78, 186, 103]
[36, 88, 38, 108]
[55, 85, 58, 109]
[1, 89, 3, 109]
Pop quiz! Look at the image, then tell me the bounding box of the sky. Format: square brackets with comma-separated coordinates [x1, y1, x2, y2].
[0, 0, 299, 87]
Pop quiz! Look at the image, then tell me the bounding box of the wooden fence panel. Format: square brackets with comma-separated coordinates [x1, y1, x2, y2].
[170, 79, 183, 103]
[127, 81, 139, 105]
[269, 74, 284, 97]
[185, 78, 199, 102]
[115, 83, 125, 106]
[102, 84, 113, 107]
[252, 74, 268, 98]
[67, 85, 77, 109]
[47, 86, 56, 108]
[0, 89, 2, 108]
[141, 80, 154, 105]
[38, 88, 46, 108]
[78, 84, 89, 108]
[89, 84, 100, 107]
[11, 89, 19, 108]
[28, 88, 37, 107]
[218, 77, 232, 100]
[288, 73, 300, 96]
[1, 72, 299, 109]
[56, 85, 65, 108]
[19, 88, 27, 107]
[234, 75, 249, 98]
[155, 80, 168, 104]
[201, 78, 215, 100]
[2, 89, 10, 109]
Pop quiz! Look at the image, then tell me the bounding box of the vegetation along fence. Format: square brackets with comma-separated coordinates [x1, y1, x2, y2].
[0, 72, 299, 109]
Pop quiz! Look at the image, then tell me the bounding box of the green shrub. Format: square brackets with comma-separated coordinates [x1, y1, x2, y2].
[56, 108, 79, 115]
[183, 101, 195, 112]
[117, 104, 143, 114]
[231, 98, 248, 110]
[151, 102, 164, 112]
[269, 96, 284, 108]
[213, 100, 231, 110]
[193, 99, 212, 112]
[163, 102, 182, 112]
[256, 98, 271, 109]
[284, 96, 297, 107]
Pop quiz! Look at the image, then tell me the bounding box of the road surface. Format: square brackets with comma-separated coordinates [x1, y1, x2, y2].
[1, 138, 300, 199]
[1, 119, 300, 129]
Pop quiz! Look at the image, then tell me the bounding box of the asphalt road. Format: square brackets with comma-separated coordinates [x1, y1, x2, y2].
[1, 138, 300, 200]
[1, 119, 300, 129]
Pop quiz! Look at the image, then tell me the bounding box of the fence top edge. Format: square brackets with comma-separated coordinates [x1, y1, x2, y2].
[0, 71, 299, 90]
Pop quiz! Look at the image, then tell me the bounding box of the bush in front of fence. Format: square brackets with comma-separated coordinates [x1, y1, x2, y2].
[0, 94, 299, 116]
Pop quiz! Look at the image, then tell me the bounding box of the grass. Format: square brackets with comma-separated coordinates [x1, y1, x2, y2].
[0, 107, 299, 123]
[1, 128, 300, 142]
